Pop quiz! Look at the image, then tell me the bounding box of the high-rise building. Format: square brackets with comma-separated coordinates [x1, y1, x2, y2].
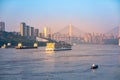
[43, 27, 47, 38]
[20, 22, 36, 37]
[48, 28, 52, 39]
[30, 27, 34, 37]
[20, 22, 27, 36]
[0, 22, 5, 31]
[35, 29, 39, 37]
[26, 25, 30, 36]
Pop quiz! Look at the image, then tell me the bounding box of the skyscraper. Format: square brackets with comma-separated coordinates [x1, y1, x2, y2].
[0, 22, 5, 31]
[20, 22, 36, 37]
[26, 25, 30, 36]
[30, 27, 34, 37]
[43, 27, 47, 38]
[20, 22, 27, 36]
[35, 29, 39, 37]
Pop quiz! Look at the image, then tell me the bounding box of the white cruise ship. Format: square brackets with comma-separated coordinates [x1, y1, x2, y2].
[46, 41, 72, 51]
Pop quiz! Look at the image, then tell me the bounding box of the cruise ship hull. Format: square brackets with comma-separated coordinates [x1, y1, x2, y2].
[46, 41, 72, 51]
[46, 48, 72, 51]
[15, 46, 37, 49]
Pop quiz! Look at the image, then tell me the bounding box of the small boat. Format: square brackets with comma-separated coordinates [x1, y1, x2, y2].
[46, 41, 72, 51]
[15, 43, 38, 49]
[1, 43, 13, 48]
[1, 44, 6, 48]
[91, 64, 98, 69]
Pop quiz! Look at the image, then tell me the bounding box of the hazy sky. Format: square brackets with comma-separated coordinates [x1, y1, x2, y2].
[0, 0, 120, 33]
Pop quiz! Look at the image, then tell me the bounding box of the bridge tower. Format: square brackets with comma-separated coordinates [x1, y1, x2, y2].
[68, 24, 72, 37]
[68, 24, 72, 44]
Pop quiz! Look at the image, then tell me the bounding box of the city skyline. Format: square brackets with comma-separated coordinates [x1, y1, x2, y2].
[0, 0, 120, 33]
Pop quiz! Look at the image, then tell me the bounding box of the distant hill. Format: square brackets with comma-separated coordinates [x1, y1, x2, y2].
[0, 31, 37, 47]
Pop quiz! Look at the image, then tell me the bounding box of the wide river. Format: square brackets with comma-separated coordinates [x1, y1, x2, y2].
[0, 44, 120, 80]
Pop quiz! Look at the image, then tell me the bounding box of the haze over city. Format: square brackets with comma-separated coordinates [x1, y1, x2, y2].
[0, 0, 120, 33]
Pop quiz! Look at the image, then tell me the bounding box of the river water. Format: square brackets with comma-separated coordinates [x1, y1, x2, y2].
[0, 44, 120, 80]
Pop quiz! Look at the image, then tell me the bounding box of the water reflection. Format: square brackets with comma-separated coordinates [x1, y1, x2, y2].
[45, 51, 54, 56]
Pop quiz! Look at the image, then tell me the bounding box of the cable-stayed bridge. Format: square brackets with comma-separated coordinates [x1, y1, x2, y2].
[38, 25, 119, 44]
[105, 26, 119, 37]
[37, 24, 84, 43]
[52, 24, 85, 43]
[54, 24, 85, 37]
